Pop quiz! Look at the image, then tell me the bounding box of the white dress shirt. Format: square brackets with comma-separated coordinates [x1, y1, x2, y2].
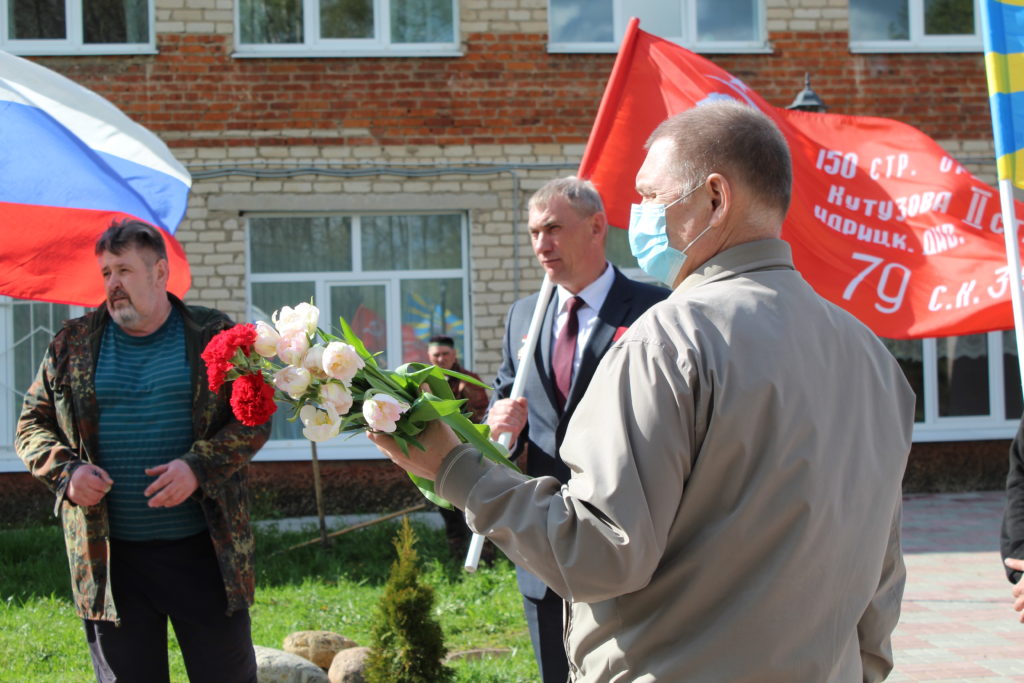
[552, 262, 615, 381]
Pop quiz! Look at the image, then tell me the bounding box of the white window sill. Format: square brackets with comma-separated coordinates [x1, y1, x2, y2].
[0, 453, 25, 474]
[254, 439, 384, 462]
[0, 440, 383, 473]
[2, 45, 158, 56]
[912, 423, 1019, 442]
[233, 48, 463, 59]
[548, 42, 772, 55]
[849, 41, 982, 54]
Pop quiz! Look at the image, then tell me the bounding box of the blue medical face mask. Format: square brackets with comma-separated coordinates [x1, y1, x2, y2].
[628, 184, 714, 287]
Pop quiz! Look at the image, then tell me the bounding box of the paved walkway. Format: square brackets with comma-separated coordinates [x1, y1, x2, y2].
[894, 491, 1022, 681]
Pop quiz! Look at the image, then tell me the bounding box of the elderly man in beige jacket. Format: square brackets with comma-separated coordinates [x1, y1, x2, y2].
[371, 100, 914, 682]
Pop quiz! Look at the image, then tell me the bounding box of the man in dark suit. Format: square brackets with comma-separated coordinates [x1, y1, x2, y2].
[486, 176, 667, 682]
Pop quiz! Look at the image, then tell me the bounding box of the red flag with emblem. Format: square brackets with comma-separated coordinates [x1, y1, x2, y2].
[579, 18, 1024, 339]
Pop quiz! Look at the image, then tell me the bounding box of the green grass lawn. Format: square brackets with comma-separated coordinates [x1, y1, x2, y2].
[0, 520, 538, 682]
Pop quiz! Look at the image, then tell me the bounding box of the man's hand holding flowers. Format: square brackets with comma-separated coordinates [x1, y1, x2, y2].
[368, 419, 460, 481]
[201, 301, 518, 508]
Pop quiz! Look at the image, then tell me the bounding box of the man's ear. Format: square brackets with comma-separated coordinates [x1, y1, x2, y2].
[591, 210, 608, 241]
[705, 173, 731, 227]
[154, 258, 170, 287]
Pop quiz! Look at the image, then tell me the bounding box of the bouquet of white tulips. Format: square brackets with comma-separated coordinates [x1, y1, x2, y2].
[201, 301, 517, 507]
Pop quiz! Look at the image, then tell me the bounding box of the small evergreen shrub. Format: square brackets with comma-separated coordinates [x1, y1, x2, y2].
[364, 517, 454, 683]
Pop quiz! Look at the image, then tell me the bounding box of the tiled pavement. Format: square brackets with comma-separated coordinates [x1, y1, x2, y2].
[893, 491, 1022, 681]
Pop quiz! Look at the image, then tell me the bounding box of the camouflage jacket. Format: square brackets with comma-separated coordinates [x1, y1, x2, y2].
[15, 295, 271, 622]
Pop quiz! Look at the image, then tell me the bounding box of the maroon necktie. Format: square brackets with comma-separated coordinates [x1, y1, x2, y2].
[552, 296, 583, 412]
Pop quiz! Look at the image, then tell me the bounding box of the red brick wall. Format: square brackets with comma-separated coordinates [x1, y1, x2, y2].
[742, 32, 990, 140]
[28, 30, 990, 150]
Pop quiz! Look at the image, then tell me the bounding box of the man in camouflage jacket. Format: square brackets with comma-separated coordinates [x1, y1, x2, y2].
[16, 220, 270, 682]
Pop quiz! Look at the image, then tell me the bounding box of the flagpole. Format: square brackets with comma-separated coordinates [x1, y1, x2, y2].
[998, 180, 1024, 397]
[980, 0, 1024, 398]
[464, 275, 555, 572]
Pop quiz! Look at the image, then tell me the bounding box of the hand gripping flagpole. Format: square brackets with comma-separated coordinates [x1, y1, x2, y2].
[464, 275, 555, 572]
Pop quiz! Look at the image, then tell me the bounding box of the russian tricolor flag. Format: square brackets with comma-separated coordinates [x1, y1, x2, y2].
[0, 50, 191, 306]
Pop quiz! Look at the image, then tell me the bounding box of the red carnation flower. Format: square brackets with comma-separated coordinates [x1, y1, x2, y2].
[223, 323, 258, 355]
[230, 373, 277, 426]
[202, 323, 258, 392]
[204, 360, 231, 393]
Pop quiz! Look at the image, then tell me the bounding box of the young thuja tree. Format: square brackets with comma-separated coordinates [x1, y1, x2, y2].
[364, 517, 454, 683]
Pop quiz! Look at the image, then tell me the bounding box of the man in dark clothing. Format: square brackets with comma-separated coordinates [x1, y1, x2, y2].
[428, 335, 489, 423]
[16, 219, 270, 683]
[1002, 417, 1024, 621]
[427, 334, 491, 560]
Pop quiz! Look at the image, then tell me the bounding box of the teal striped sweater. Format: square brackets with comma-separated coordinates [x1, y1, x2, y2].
[96, 309, 206, 541]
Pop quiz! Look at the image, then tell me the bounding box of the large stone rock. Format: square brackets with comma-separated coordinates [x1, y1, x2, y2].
[255, 645, 330, 683]
[283, 630, 357, 670]
[327, 646, 371, 683]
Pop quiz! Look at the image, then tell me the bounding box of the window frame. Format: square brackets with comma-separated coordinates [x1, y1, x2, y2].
[546, 0, 770, 55]
[849, 0, 982, 54]
[1, 0, 157, 55]
[0, 298, 87, 473]
[233, 0, 461, 59]
[0, 300, 14, 473]
[245, 210, 472, 462]
[891, 331, 1021, 442]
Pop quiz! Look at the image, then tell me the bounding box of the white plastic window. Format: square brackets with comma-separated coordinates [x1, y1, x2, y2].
[2, 0, 155, 55]
[547, 0, 767, 54]
[235, 0, 459, 57]
[849, 0, 982, 53]
[246, 212, 471, 453]
[0, 298, 85, 472]
[883, 331, 1022, 441]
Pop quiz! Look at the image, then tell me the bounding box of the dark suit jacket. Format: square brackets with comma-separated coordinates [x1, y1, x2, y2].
[490, 266, 668, 598]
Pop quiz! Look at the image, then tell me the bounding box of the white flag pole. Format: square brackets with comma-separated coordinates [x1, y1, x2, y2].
[997, 179, 1024, 398]
[980, 0, 1024, 398]
[464, 275, 555, 572]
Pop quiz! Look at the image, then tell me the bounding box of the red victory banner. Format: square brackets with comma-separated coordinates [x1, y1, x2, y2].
[579, 19, 1024, 339]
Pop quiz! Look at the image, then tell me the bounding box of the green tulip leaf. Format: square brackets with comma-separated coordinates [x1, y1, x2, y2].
[441, 412, 519, 473]
[394, 362, 436, 385]
[406, 395, 467, 425]
[409, 473, 452, 509]
[337, 315, 377, 367]
[363, 374, 414, 404]
[391, 433, 410, 457]
[439, 367, 493, 391]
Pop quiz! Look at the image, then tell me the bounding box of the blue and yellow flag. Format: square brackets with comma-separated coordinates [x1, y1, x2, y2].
[981, 0, 1024, 188]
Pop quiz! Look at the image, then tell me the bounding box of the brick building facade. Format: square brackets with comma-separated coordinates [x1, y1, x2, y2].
[1, 0, 1016, 506]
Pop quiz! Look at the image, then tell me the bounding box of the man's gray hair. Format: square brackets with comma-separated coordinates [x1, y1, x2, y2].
[646, 100, 792, 216]
[529, 176, 605, 218]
